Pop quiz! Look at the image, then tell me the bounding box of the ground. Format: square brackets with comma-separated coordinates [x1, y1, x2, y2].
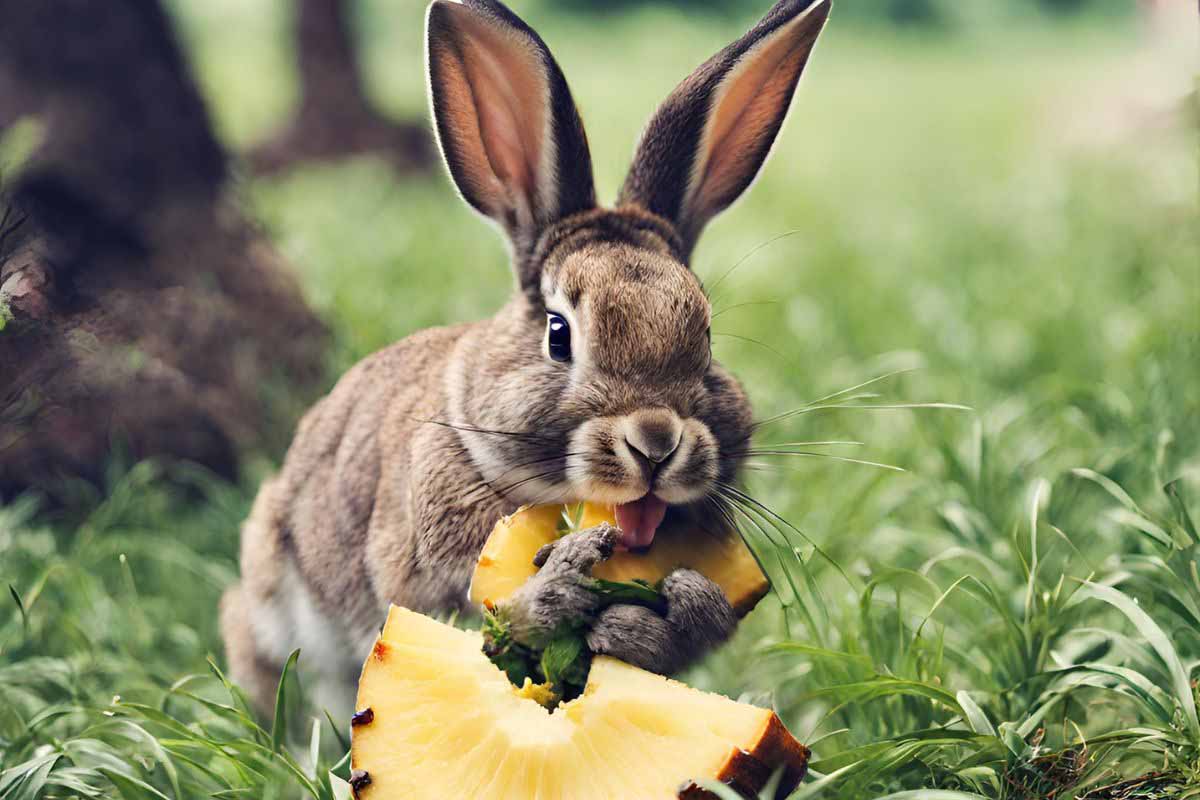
[1, 2, 1198, 798]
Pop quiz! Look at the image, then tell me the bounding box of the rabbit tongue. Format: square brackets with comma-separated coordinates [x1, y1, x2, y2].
[613, 495, 669, 550]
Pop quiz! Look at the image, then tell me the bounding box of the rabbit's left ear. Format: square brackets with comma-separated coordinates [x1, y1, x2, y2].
[426, 0, 595, 258]
[619, 0, 830, 260]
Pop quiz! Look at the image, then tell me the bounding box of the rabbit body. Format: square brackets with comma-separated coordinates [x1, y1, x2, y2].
[222, 0, 831, 715]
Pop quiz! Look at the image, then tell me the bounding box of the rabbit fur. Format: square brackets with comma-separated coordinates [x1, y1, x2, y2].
[221, 0, 830, 715]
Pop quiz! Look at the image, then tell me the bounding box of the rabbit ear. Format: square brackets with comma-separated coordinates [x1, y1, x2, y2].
[618, 0, 830, 260]
[425, 0, 595, 255]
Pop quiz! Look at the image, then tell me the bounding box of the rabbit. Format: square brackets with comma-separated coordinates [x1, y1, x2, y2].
[220, 0, 831, 716]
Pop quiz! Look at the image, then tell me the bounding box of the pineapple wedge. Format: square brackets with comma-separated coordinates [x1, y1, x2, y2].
[469, 503, 769, 616]
[351, 606, 808, 799]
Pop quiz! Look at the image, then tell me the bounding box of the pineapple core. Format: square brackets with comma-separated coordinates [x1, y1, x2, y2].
[468, 503, 769, 616]
[351, 606, 808, 800]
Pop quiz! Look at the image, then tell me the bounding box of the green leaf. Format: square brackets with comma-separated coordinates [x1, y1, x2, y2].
[868, 792, 991, 800]
[955, 690, 996, 737]
[324, 709, 349, 754]
[329, 750, 352, 783]
[271, 649, 301, 752]
[1024, 478, 1049, 625]
[765, 642, 873, 670]
[691, 780, 745, 800]
[787, 762, 865, 798]
[8, 584, 28, 637]
[1071, 468, 1144, 513]
[1165, 479, 1198, 545]
[588, 578, 666, 613]
[799, 676, 963, 716]
[1107, 507, 1176, 549]
[1081, 581, 1200, 739]
[540, 629, 590, 695]
[0, 753, 61, 800]
[97, 768, 172, 800]
[997, 721, 1029, 757]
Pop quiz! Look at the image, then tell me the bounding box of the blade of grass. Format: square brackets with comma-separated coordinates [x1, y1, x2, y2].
[271, 649, 301, 752]
[1080, 581, 1200, 739]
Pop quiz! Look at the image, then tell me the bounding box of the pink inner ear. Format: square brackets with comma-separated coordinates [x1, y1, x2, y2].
[689, 8, 822, 220]
[439, 6, 549, 222]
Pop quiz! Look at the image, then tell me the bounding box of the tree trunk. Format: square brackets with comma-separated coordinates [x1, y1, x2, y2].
[247, 0, 433, 174]
[0, 0, 328, 503]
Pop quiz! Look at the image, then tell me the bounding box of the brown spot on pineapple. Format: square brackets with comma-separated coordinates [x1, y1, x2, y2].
[349, 769, 372, 794]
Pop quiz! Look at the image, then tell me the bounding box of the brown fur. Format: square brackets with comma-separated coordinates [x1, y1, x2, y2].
[222, 0, 831, 713]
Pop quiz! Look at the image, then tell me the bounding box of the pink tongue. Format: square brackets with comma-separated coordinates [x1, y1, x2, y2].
[614, 495, 668, 550]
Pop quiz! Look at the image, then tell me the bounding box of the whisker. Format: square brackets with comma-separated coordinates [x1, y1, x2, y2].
[710, 299, 780, 320]
[712, 332, 802, 371]
[487, 468, 568, 500]
[750, 368, 925, 429]
[412, 417, 559, 443]
[728, 450, 906, 472]
[517, 481, 573, 508]
[714, 486, 789, 553]
[458, 453, 582, 506]
[805, 368, 921, 407]
[458, 453, 566, 503]
[707, 493, 790, 609]
[747, 440, 864, 448]
[699, 494, 740, 539]
[752, 401, 971, 430]
[716, 482, 856, 589]
[703, 228, 805, 301]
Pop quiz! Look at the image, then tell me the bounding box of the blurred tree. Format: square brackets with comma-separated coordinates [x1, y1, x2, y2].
[0, 0, 328, 503]
[247, 0, 433, 174]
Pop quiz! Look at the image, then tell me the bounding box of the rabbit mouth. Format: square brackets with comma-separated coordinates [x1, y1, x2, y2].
[613, 494, 669, 551]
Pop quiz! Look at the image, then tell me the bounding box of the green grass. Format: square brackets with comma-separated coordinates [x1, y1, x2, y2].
[3, 2, 1199, 798]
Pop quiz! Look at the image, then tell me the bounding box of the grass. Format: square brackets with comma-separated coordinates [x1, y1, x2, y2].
[3, 1, 1199, 797]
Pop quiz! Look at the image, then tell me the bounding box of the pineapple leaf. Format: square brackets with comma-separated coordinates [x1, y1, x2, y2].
[588, 578, 667, 614]
[540, 629, 591, 698]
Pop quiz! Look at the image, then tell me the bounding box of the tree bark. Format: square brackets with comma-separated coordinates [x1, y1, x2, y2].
[247, 0, 433, 174]
[0, 0, 328, 503]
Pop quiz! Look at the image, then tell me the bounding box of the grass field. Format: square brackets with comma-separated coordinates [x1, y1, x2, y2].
[3, 1, 1198, 797]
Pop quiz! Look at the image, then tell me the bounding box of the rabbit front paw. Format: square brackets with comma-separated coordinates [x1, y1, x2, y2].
[503, 523, 620, 641]
[585, 568, 736, 675]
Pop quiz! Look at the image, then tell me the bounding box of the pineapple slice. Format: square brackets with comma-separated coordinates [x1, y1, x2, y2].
[352, 606, 808, 800]
[469, 503, 769, 616]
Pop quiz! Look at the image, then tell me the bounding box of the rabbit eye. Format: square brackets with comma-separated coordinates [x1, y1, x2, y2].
[546, 313, 571, 363]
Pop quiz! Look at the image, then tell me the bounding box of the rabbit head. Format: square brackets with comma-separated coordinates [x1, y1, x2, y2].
[426, 0, 830, 548]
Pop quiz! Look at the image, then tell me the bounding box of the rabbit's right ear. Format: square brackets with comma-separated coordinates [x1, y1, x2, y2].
[619, 0, 830, 261]
[425, 0, 596, 263]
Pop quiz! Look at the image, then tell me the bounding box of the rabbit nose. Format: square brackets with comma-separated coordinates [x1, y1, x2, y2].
[624, 408, 683, 469]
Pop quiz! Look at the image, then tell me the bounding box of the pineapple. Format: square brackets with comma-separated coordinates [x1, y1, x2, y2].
[351, 606, 808, 799]
[469, 503, 769, 616]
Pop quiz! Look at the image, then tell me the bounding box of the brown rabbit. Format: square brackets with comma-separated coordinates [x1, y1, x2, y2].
[221, 0, 831, 714]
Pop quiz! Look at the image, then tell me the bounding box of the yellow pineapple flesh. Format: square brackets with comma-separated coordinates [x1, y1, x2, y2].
[351, 606, 808, 800]
[468, 503, 769, 616]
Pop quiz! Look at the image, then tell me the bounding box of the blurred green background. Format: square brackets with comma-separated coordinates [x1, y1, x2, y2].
[2, 0, 1198, 797]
